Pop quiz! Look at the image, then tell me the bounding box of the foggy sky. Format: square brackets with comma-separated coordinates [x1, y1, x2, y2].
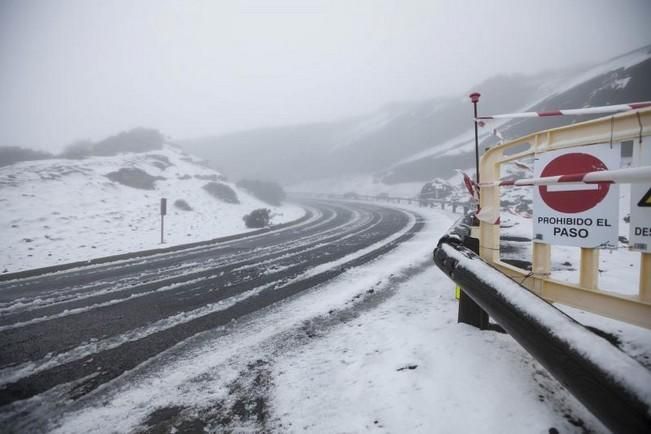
[1, 0, 650, 152]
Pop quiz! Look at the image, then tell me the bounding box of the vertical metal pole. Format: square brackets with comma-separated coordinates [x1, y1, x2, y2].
[160, 197, 167, 244]
[458, 92, 489, 330]
[469, 92, 481, 184]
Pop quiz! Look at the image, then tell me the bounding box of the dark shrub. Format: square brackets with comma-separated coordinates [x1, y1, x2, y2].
[94, 128, 164, 156]
[243, 208, 271, 228]
[419, 178, 453, 200]
[60, 140, 94, 159]
[105, 168, 163, 190]
[174, 199, 193, 211]
[0, 146, 53, 167]
[147, 154, 173, 170]
[61, 128, 164, 159]
[195, 173, 227, 182]
[236, 179, 286, 206]
[202, 182, 239, 204]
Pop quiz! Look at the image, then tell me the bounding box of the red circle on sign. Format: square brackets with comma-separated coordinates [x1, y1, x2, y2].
[539, 153, 610, 213]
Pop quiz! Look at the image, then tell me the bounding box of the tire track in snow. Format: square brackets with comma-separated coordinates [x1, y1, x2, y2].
[0, 200, 422, 415]
[0, 202, 372, 326]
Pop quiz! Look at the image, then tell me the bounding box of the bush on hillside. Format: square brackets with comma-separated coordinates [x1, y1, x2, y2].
[147, 154, 173, 170]
[174, 199, 193, 211]
[0, 146, 53, 167]
[61, 128, 165, 159]
[94, 128, 164, 156]
[202, 182, 239, 204]
[195, 173, 227, 182]
[105, 168, 163, 190]
[243, 208, 271, 228]
[236, 179, 286, 206]
[60, 140, 94, 159]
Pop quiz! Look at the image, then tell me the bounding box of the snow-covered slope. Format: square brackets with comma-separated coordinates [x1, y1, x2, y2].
[383, 45, 651, 184]
[0, 146, 303, 273]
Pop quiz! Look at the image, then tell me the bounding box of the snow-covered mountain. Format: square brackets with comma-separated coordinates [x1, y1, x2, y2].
[382, 44, 651, 185]
[183, 44, 651, 194]
[0, 145, 303, 273]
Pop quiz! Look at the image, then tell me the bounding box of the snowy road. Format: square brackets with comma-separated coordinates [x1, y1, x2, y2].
[0, 199, 424, 431]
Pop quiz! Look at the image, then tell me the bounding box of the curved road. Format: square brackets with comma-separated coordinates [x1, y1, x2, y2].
[0, 199, 423, 421]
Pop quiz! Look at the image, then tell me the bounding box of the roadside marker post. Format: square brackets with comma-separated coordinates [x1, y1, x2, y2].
[160, 198, 167, 244]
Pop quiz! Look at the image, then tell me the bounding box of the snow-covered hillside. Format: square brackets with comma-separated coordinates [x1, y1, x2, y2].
[397, 45, 651, 166]
[0, 146, 303, 273]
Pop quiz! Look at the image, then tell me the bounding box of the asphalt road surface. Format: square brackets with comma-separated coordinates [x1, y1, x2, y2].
[0, 199, 423, 429]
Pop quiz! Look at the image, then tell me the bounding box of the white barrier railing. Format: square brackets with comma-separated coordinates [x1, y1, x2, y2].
[478, 107, 651, 329]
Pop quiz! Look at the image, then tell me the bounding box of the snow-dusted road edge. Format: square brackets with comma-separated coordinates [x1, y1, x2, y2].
[45, 207, 620, 434]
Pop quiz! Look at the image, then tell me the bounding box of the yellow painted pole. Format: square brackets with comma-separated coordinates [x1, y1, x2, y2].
[532, 242, 551, 296]
[640, 252, 651, 302]
[579, 247, 599, 290]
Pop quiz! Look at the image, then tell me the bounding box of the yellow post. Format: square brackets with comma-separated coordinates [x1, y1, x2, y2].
[479, 158, 501, 263]
[640, 252, 651, 302]
[532, 242, 551, 296]
[579, 247, 600, 290]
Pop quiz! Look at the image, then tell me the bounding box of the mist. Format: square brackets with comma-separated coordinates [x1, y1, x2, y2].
[1, 0, 650, 153]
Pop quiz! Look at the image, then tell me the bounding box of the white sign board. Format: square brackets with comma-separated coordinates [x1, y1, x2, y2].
[630, 137, 651, 252]
[533, 143, 620, 248]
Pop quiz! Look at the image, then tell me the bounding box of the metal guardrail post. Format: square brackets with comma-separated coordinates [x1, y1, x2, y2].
[443, 215, 490, 329]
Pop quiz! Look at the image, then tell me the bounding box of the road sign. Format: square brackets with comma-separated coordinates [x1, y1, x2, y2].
[160, 198, 167, 216]
[533, 143, 620, 248]
[538, 153, 610, 213]
[638, 188, 651, 207]
[630, 137, 651, 252]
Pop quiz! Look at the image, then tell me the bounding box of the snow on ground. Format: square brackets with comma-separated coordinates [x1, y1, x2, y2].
[0, 146, 303, 273]
[43, 203, 648, 434]
[271, 265, 602, 434]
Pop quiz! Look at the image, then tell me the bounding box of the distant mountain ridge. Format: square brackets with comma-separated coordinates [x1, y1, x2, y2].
[182, 44, 651, 187]
[0, 128, 165, 167]
[181, 73, 546, 184]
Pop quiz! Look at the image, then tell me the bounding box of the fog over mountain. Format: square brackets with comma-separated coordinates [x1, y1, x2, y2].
[1, 0, 650, 163]
[183, 45, 651, 187]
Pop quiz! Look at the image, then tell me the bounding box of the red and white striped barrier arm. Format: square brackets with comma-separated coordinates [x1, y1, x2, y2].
[476, 102, 651, 123]
[480, 166, 651, 188]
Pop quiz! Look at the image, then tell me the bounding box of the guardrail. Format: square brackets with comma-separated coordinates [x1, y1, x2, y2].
[290, 192, 473, 214]
[434, 216, 651, 434]
[476, 107, 651, 329]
